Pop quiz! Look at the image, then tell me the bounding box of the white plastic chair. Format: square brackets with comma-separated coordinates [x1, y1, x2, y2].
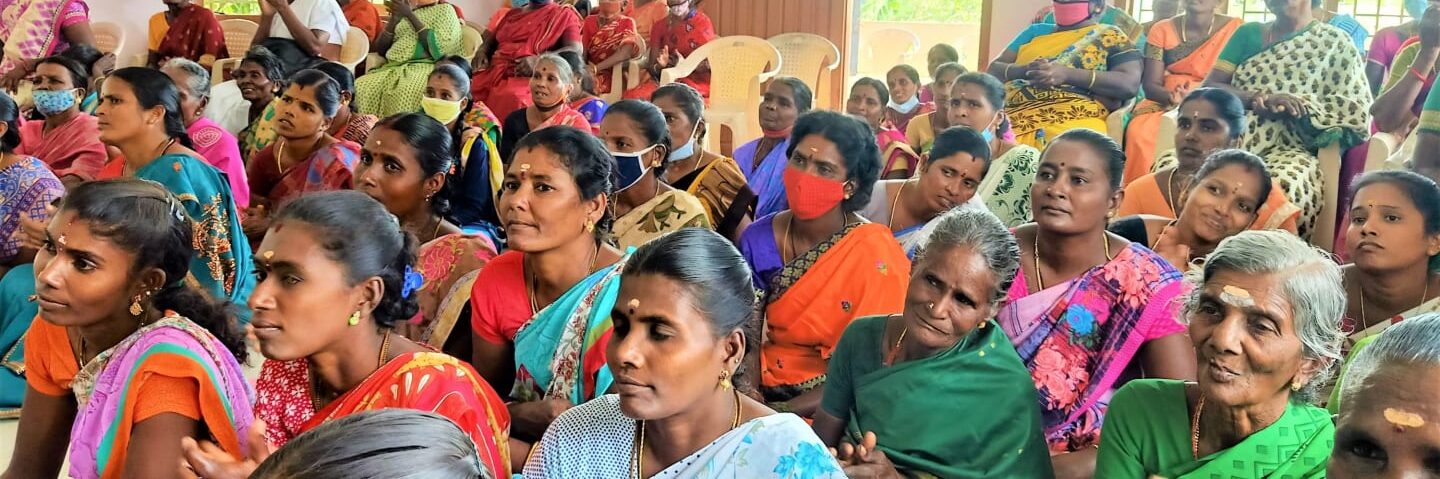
[860, 28, 919, 75]
[1366, 131, 1402, 172]
[767, 33, 840, 109]
[1313, 142, 1344, 252]
[338, 27, 370, 71]
[210, 19, 260, 85]
[601, 35, 646, 104]
[661, 36, 782, 153]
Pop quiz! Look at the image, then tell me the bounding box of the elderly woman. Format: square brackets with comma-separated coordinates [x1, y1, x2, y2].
[860, 126, 989, 255]
[735, 77, 813, 219]
[161, 58, 249, 208]
[1095, 230, 1345, 478]
[354, 0, 463, 118]
[146, 0, 227, 68]
[1203, 0, 1371, 237]
[1328, 313, 1440, 478]
[1341, 170, 1440, 346]
[988, 0, 1142, 148]
[15, 55, 106, 186]
[600, 100, 710, 249]
[737, 110, 909, 418]
[498, 53, 592, 162]
[471, 0, 583, 120]
[235, 46, 288, 160]
[0, 0, 94, 90]
[655, 83, 755, 241]
[848, 77, 922, 180]
[947, 72, 1039, 227]
[814, 209, 1054, 478]
[525, 228, 845, 477]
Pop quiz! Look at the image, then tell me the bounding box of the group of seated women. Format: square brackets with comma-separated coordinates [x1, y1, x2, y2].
[3, 0, 1440, 478]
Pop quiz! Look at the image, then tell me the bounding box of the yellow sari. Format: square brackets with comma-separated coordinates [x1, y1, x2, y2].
[612, 189, 710, 249]
[1005, 24, 1140, 148]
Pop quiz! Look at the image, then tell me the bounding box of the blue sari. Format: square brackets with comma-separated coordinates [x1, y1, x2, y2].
[0, 264, 36, 416]
[512, 253, 629, 405]
[734, 137, 790, 219]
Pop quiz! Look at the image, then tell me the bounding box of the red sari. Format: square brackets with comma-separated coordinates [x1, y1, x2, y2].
[155, 4, 227, 66]
[246, 140, 360, 208]
[581, 15, 638, 95]
[470, 3, 582, 120]
[623, 10, 717, 100]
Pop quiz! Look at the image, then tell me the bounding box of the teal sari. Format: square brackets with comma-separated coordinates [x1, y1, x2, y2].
[512, 253, 629, 404]
[0, 264, 36, 416]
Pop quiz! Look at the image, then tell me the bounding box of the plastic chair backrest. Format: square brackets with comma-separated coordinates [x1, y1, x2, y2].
[862, 28, 919, 71]
[460, 22, 485, 61]
[767, 33, 839, 107]
[220, 19, 259, 58]
[674, 36, 781, 111]
[92, 21, 126, 55]
[339, 27, 369, 70]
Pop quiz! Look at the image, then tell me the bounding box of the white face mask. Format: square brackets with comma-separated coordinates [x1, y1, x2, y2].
[888, 95, 920, 114]
[668, 1, 689, 17]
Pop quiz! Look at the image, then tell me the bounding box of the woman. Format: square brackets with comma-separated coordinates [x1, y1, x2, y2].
[622, 0, 717, 100]
[627, 0, 667, 40]
[1003, 128, 1195, 476]
[243, 68, 361, 237]
[1119, 88, 1300, 233]
[0, 0, 93, 89]
[97, 67, 255, 321]
[471, 0, 583, 121]
[354, 0, 462, 118]
[524, 228, 846, 477]
[918, 43, 960, 104]
[251, 410, 492, 479]
[1203, 0, 1370, 237]
[1341, 170, 1440, 345]
[182, 191, 511, 479]
[1329, 313, 1440, 478]
[0, 90, 62, 282]
[884, 65, 934, 134]
[312, 61, 380, 147]
[947, 71, 1041, 227]
[499, 53, 591, 162]
[235, 46, 288, 161]
[1111, 150, 1276, 273]
[737, 110, 909, 417]
[1365, 0, 1431, 94]
[469, 126, 626, 448]
[1095, 230, 1344, 478]
[655, 83, 755, 241]
[425, 63, 504, 238]
[582, 0, 639, 96]
[735, 77, 813, 219]
[905, 62, 966, 155]
[1370, 8, 1440, 137]
[860, 126, 989, 255]
[1034, 0, 1142, 39]
[848, 77, 922, 180]
[161, 58, 250, 208]
[601, 100, 710, 249]
[1122, 0, 1241, 178]
[989, 0, 1142, 149]
[814, 209, 1054, 478]
[146, 0, 227, 68]
[17, 56, 106, 186]
[571, 71, 609, 132]
[3, 179, 253, 479]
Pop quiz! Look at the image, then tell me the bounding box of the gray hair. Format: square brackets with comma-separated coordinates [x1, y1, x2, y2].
[250, 409, 491, 479]
[1183, 230, 1347, 404]
[161, 57, 210, 100]
[1338, 313, 1440, 406]
[533, 52, 574, 87]
[912, 207, 1020, 306]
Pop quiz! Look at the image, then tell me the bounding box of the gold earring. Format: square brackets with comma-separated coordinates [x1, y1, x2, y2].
[584, 221, 595, 233]
[129, 294, 145, 316]
[719, 369, 733, 390]
[1290, 380, 1302, 392]
[348, 311, 361, 326]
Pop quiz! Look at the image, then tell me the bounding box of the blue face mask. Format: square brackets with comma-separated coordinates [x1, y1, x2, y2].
[979, 115, 998, 143]
[611, 144, 660, 192]
[33, 89, 78, 117]
[1407, 0, 1430, 20]
[667, 122, 702, 162]
[510, 0, 529, 8]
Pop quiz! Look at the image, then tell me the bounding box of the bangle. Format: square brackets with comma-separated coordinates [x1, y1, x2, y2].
[1411, 66, 1430, 83]
[1088, 70, 1098, 90]
[1004, 64, 1012, 80]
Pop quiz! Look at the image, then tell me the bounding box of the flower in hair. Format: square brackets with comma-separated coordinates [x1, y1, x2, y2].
[401, 265, 424, 299]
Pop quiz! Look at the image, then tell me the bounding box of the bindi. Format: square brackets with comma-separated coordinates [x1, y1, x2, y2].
[1219, 285, 1255, 309]
[1385, 407, 1426, 431]
[627, 298, 640, 314]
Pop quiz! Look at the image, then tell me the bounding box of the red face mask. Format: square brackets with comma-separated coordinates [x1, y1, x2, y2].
[762, 126, 793, 139]
[783, 167, 846, 220]
[1052, 1, 1093, 26]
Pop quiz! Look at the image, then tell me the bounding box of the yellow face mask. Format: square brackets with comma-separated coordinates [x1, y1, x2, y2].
[421, 97, 465, 125]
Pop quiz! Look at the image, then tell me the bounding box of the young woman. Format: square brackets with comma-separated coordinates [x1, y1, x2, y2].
[904, 62, 966, 155]
[5, 179, 252, 479]
[161, 58, 250, 208]
[654, 83, 755, 242]
[183, 191, 512, 479]
[918, 43, 960, 104]
[737, 110, 910, 418]
[243, 69, 361, 238]
[353, 0, 463, 117]
[735, 77, 813, 219]
[884, 64, 934, 134]
[17, 55, 106, 186]
[1342, 170, 1440, 346]
[947, 72, 1041, 227]
[848, 77, 921, 180]
[424, 63, 504, 240]
[234, 46, 288, 160]
[312, 61, 380, 148]
[600, 100, 710, 249]
[525, 229, 845, 478]
[498, 53, 592, 162]
[860, 126, 990, 255]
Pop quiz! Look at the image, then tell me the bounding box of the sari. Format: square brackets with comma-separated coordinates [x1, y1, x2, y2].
[613, 189, 710, 249]
[623, 10, 717, 100]
[511, 255, 628, 405]
[25, 314, 253, 479]
[354, 3, 463, 117]
[1037, 5, 1143, 39]
[1122, 156, 1302, 233]
[823, 315, 1054, 478]
[238, 99, 280, 161]
[738, 216, 910, 404]
[16, 112, 107, 180]
[470, 2, 583, 120]
[876, 126, 921, 177]
[733, 137, 790, 218]
[1004, 24, 1141, 148]
[341, 0, 381, 43]
[1122, 17, 1242, 182]
[523, 394, 845, 478]
[1342, 295, 1440, 347]
[0, 0, 88, 76]
[410, 234, 498, 354]
[1096, 379, 1332, 478]
[626, 0, 667, 41]
[571, 96, 607, 134]
[334, 112, 379, 147]
[885, 102, 934, 136]
[188, 117, 250, 208]
[581, 15, 639, 95]
[148, 4, 227, 67]
[246, 140, 361, 208]
[1214, 21, 1370, 237]
[498, 107, 591, 162]
[997, 243, 1187, 453]
[0, 264, 37, 416]
[1368, 23, 1417, 87]
[979, 145, 1041, 227]
[671, 155, 756, 240]
[0, 156, 63, 263]
[904, 111, 939, 155]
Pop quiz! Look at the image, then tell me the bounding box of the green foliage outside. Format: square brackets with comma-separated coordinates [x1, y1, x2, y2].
[206, 0, 260, 15]
[858, 0, 984, 24]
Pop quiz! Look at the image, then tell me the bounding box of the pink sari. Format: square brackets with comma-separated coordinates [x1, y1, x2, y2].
[876, 127, 920, 177]
[470, 3, 582, 120]
[16, 113, 107, 180]
[189, 117, 249, 207]
[0, 0, 88, 75]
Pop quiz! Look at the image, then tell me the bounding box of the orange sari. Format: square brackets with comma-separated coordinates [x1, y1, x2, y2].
[1116, 166, 1301, 233]
[1123, 17, 1242, 183]
[759, 222, 910, 406]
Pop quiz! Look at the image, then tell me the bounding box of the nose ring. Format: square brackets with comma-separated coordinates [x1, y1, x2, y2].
[926, 302, 934, 311]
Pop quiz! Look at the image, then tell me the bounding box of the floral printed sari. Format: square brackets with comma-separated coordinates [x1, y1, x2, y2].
[511, 255, 629, 405]
[612, 189, 710, 249]
[581, 14, 638, 95]
[1004, 24, 1141, 149]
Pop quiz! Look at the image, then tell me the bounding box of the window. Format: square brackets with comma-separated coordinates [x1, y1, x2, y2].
[1129, 0, 1410, 47]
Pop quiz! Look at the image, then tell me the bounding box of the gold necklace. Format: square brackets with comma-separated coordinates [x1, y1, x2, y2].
[884, 314, 908, 366]
[527, 244, 600, 314]
[1359, 274, 1432, 328]
[1165, 170, 1193, 216]
[276, 139, 288, 175]
[630, 390, 743, 479]
[309, 329, 392, 412]
[1190, 393, 1206, 460]
[1034, 230, 1112, 291]
[885, 180, 913, 230]
[1178, 13, 1217, 43]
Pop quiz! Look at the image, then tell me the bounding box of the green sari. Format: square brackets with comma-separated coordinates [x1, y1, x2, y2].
[0, 264, 36, 417]
[353, 3, 463, 117]
[1095, 379, 1333, 478]
[822, 316, 1054, 478]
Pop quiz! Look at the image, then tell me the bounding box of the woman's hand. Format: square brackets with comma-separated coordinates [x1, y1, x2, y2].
[1025, 59, 1067, 88]
[180, 419, 273, 479]
[0, 65, 28, 92]
[509, 398, 574, 441]
[385, 0, 414, 19]
[1422, 7, 1440, 51]
[461, 126, 483, 146]
[258, 0, 280, 16]
[833, 432, 901, 479]
[242, 205, 270, 238]
[515, 56, 537, 77]
[1265, 93, 1308, 118]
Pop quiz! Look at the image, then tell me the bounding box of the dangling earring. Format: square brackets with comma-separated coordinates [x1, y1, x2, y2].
[718, 369, 733, 390]
[348, 311, 361, 326]
[129, 293, 145, 316]
[584, 221, 595, 233]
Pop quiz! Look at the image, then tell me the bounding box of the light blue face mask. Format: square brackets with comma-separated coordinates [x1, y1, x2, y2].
[887, 95, 921, 115]
[511, 0, 529, 8]
[667, 121, 702, 162]
[33, 89, 78, 117]
[1407, 0, 1430, 20]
